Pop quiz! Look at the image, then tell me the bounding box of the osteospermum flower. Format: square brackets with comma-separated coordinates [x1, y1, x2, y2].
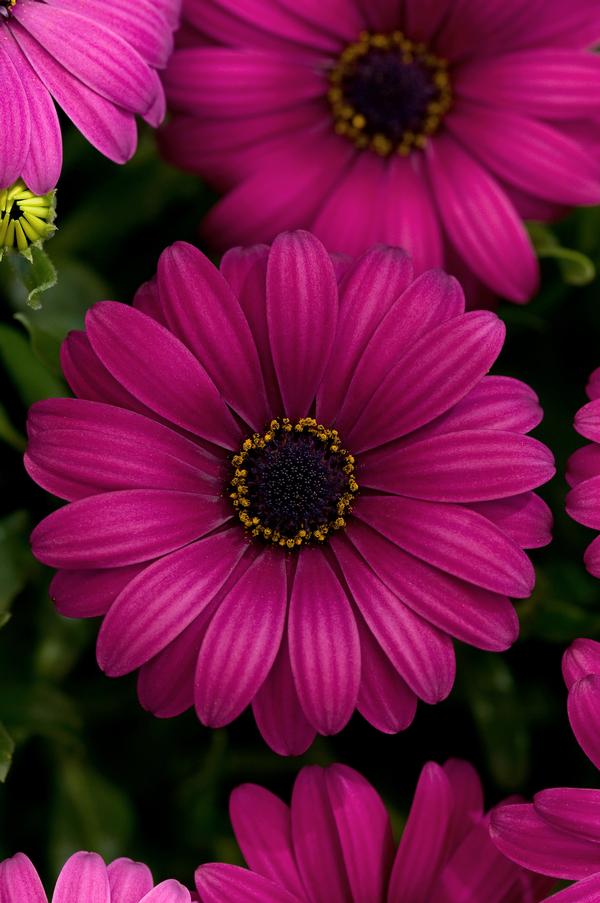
[0, 851, 191, 902]
[0, 0, 181, 194]
[160, 0, 600, 303]
[195, 760, 554, 902]
[26, 232, 555, 754]
[566, 367, 600, 576]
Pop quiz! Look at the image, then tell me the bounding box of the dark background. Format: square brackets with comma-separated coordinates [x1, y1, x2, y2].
[0, 120, 599, 890]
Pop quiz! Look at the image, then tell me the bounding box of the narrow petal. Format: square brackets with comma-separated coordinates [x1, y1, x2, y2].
[0, 35, 31, 189]
[50, 563, 145, 619]
[584, 535, 600, 578]
[290, 766, 352, 903]
[325, 765, 395, 903]
[568, 675, 600, 771]
[490, 804, 600, 880]
[534, 789, 600, 844]
[0, 853, 47, 903]
[86, 302, 241, 448]
[32, 490, 231, 569]
[252, 633, 316, 756]
[356, 617, 418, 733]
[157, 242, 270, 430]
[195, 552, 287, 727]
[470, 494, 553, 549]
[139, 882, 190, 903]
[347, 311, 505, 452]
[107, 859, 153, 903]
[575, 400, 600, 442]
[97, 530, 247, 677]
[563, 638, 600, 689]
[567, 445, 600, 489]
[443, 759, 484, 853]
[267, 231, 338, 420]
[361, 431, 554, 502]
[427, 135, 538, 302]
[51, 852, 110, 903]
[388, 763, 453, 903]
[229, 785, 305, 898]
[567, 476, 600, 529]
[357, 495, 534, 597]
[194, 865, 299, 903]
[288, 549, 360, 734]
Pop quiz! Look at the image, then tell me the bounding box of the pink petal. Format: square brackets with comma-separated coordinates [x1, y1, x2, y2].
[0, 35, 31, 189]
[50, 563, 145, 619]
[194, 864, 298, 903]
[252, 632, 316, 756]
[347, 311, 505, 452]
[32, 489, 231, 569]
[443, 759, 484, 853]
[567, 476, 600, 529]
[332, 535, 455, 703]
[355, 617, 418, 733]
[194, 552, 287, 727]
[316, 245, 414, 424]
[563, 638, 600, 689]
[0, 853, 47, 903]
[157, 242, 270, 430]
[357, 495, 534, 597]
[107, 859, 153, 903]
[388, 762, 453, 903]
[360, 431, 554, 502]
[52, 852, 110, 903]
[575, 400, 600, 442]
[85, 302, 241, 449]
[229, 785, 305, 898]
[290, 766, 352, 903]
[490, 803, 600, 880]
[266, 231, 338, 421]
[288, 549, 360, 735]
[336, 269, 465, 434]
[584, 535, 600, 578]
[567, 445, 600, 489]
[588, 369, 600, 402]
[133, 278, 166, 325]
[568, 675, 600, 771]
[325, 765, 395, 903]
[348, 519, 519, 651]
[139, 882, 190, 903]
[534, 789, 600, 844]
[538, 872, 600, 903]
[427, 135, 538, 302]
[469, 493, 553, 549]
[97, 530, 247, 676]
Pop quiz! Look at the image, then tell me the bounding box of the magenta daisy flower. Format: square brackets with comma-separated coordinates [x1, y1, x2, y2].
[563, 638, 600, 772]
[27, 232, 555, 754]
[566, 367, 600, 577]
[160, 0, 600, 303]
[0, 851, 190, 903]
[194, 760, 553, 902]
[0, 0, 181, 194]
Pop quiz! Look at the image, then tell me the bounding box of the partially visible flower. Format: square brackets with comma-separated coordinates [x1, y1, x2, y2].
[0, 851, 191, 903]
[563, 638, 600, 772]
[0, 0, 181, 194]
[161, 0, 600, 303]
[566, 368, 600, 576]
[0, 178, 55, 260]
[195, 760, 553, 902]
[26, 233, 555, 754]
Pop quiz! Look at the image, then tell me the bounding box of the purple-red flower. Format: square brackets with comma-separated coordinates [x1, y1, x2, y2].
[566, 367, 600, 577]
[161, 0, 600, 303]
[0, 851, 190, 903]
[194, 760, 553, 902]
[0, 0, 181, 194]
[27, 232, 555, 753]
[563, 638, 600, 773]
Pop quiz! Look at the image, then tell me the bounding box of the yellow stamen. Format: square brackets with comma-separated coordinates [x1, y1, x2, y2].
[0, 179, 56, 258]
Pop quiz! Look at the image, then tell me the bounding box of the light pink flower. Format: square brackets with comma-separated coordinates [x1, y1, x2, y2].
[0, 0, 181, 194]
[195, 760, 553, 902]
[161, 0, 600, 303]
[27, 233, 555, 753]
[566, 367, 600, 577]
[0, 851, 190, 903]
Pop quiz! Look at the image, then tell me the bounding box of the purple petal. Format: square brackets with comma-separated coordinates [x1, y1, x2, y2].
[50, 563, 145, 619]
[567, 476, 600, 529]
[355, 617, 418, 733]
[470, 493, 553, 549]
[575, 400, 600, 442]
[563, 638, 600, 689]
[52, 852, 110, 903]
[568, 675, 600, 771]
[534, 789, 600, 844]
[107, 859, 153, 903]
[0, 853, 47, 903]
[194, 864, 298, 903]
[0, 35, 31, 189]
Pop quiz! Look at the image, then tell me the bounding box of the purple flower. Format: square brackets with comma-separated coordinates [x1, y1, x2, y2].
[563, 638, 600, 773]
[27, 233, 555, 753]
[0, 0, 181, 194]
[160, 0, 600, 303]
[194, 760, 553, 902]
[566, 367, 600, 577]
[0, 851, 190, 902]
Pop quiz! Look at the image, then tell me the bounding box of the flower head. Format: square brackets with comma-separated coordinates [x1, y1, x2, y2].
[26, 233, 555, 753]
[0, 0, 181, 194]
[0, 851, 190, 903]
[0, 178, 55, 260]
[566, 367, 600, 576]
[195, 760, 553, 902]
[161, 0, 600, 303]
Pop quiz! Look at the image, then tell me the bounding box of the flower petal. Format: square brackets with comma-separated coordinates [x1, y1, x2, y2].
[0, 34, 31, 189]
[567, 476, 600, 529]
[563, 638, 600, 689]
[534, 789, 600, 844]
[575, 400, 600, 442]
[194, 865, 298, 903]
[0, 853, 47, 903]
[139, 882, 190, 903]
[355, 616, 418, 733]
[567, 445, 600, 489]
[469, 493, 553, 549]
[107, 859, 153, 903]
[50, 563, 145, 619]
[51, 852, 110, 903]
[568, 675, 600, 771]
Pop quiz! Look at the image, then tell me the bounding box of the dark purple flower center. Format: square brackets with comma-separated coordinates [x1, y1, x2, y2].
[328, 31, 452, 156]
[230, 418, 358, 549]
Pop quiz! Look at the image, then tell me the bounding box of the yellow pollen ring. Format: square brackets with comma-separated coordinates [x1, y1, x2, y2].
[230, 417, 359, 549]
[328, 29, 452, 157]
[0, 179, 57, 257]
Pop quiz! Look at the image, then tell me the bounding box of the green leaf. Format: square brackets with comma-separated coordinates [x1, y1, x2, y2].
[528, 221, 596, 286]
[0, 321, 65, 406]
[0, 722, 15, 782]
[0, 402, 25, 451]
[2, 246, 58, 309]
[0, 511, 33, 621]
